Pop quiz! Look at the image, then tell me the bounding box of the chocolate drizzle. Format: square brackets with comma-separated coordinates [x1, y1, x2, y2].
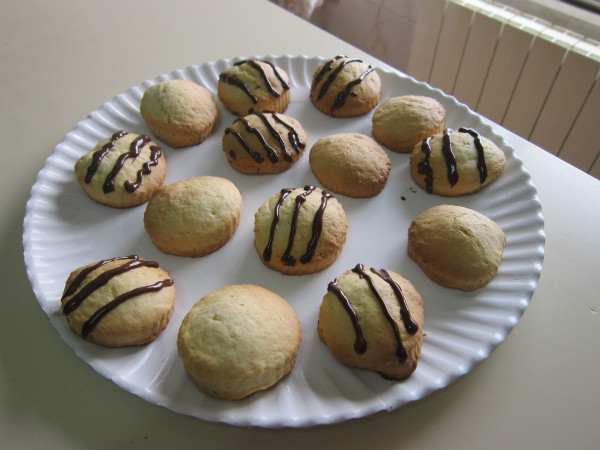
[327, 278, 367, 354]
[85, 131, 162, 194]
[458, 127, 488, 183]
[418, 127, 489, 193]
[124, 145, 162, 192]
[417, 136, 435, 193]
[329, 264, 418, 364]
[263, 187, 293, 261]
[331, 65, 375, 115]
[80, 279, 174, 340]
[441, 128, 459, 187]
[61, 256, 173, 341]
[220, 59, 290, 104]
[62, 257, 160, 316]
[281, 185, 318, 266]
[263, 186, 333, 266]
[225, 112, 305, 164]
[312, 55, 375, 115]
[85, 130, 128, 183]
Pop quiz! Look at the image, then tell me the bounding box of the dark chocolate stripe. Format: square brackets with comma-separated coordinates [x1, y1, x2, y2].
[417, 135, 435, 193]
[316, 58, 362, 101]
[62, 255, 138, 300]
[327, 278, 367, 354]
[352, 264, 409, 363]
[330, 65, 375, 115]
[124, 145, 162, 192]
[300, 189, 332, 264]
[458, 127, 488, 184]
[281, 185, 317, 266]
[263, 188, 293, 261]
[85, 130, 128, 183]
[442, 128, 459, 187]
[62, 258, 159, 315]
[80, 278, 174, 340]
[103, 134, 153, 193]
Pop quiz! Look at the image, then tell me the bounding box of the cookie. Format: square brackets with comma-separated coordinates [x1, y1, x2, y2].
[407, 204, 506, 290]
[318, 264, 425, 380]
[222, 111, 307, 174]
[74, 130, 167, 208]
[309, 133, 390, 198]
[143, 176, 242, 257]
[372, 95, 446, 153]
[310, 55, 381, 118]
[140, 78, 218, 148]
[177, 284, 302, 400]
[61, 255, 175, 347]
[409, 127, 507, 196]
[254, 185, 348, 275]
[218, 59, 291, 115]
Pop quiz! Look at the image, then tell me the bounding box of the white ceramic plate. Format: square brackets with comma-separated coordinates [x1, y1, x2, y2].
[23, 55, 545, 428]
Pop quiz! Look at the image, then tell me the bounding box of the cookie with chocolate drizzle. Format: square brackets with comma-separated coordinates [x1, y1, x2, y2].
[254, 185, 348, 275]
[74, 131, 167, 208]
[409, 127, 506, 196]
[318, 264, 425, 380]
[61, 255, 175, 347]
[222, 111, 307, 174]
[218, 59, 291, 115]
[310, 55, 381, 118]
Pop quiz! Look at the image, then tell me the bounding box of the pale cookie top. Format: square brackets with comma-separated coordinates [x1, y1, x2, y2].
[140, 79, 218, 148]
[407, 204, 507, 291]
[372, 95, 446, 153]
[309, 132, 390, 198]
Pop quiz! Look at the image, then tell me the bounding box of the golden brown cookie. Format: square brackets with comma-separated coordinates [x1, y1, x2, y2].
[140, 78, 218, 148]
[254, 185, 348, 275]
[309, 133, 390, 198]
[408, 204, 506, 290]
[74, 130, 167, 208]
[177, 284, 302, 400]
[409, 127, 507, 196]
[217, 59, 290, 115]
[372, 95, 446, 153]
[61, 255, 175, 347]
[143, 176, 242, 257]
[310, 55, 381, 118]
[222, 111, 307, 174]
[318, 264, 425, 380]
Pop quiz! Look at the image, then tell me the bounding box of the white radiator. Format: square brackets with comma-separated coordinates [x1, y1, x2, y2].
[407, 0, 600, 178]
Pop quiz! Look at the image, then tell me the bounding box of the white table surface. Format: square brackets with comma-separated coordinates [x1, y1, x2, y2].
[2, 0, 599, 448]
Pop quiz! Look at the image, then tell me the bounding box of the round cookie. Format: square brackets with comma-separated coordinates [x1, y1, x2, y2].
[74, 130, 167, 208]
[177, 284, 302, 400]
[372, 95, 446, 153]
[218, 59, 290, 115]
[318, 264, 425, 380]
[310, 55, 381, 118]
[140, 78, 218, 148]
[254, 185, 348, 275]
[407, 204, 506, 290]
[309, 133, 390, 198]
[409, 127, 507, 196]
[143, 176, 242, 257]
[222, 111, 307, 174]
[61, 255, 175, 347]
